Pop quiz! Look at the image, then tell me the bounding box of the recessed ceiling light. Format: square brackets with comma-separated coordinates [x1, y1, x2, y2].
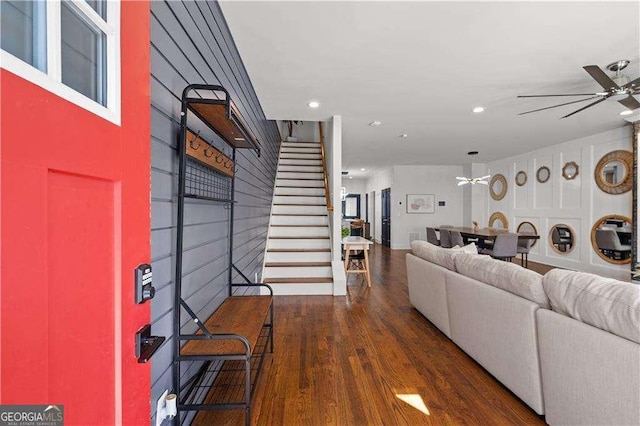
[369, 121, 382, 126]
[360, 168, 366, 171]
[467, 151, 479, 156]
[620, 110, 634, 116]
[308, 101, 320, 108]
[473, 106, 485, 113]
[400, 133, 408, 138]
[349, 176, 353, 179]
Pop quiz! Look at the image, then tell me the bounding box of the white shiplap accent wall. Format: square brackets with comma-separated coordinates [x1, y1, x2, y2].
[487, 126, 633, 280]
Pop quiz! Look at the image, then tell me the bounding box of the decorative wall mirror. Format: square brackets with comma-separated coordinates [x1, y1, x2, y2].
[488, 212, 509, 229]
[591, 215, 632, 264]
[517, 221, 538, 247]
[536, 166, 550, 183]
[562, 161, 579, 180]
[594, 150, 633, 195]
[515, 171, 527, 186]
[549, 223, 575, 254]
[342, 194, 361, 219]
[490, 174, 507, 200]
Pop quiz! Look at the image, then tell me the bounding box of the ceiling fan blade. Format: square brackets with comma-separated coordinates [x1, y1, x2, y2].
[477, 181, 489, 185]
[479, 175, 491, 180]
[618, 95, 640, 111]
[622, 76, 640, 90]
[455, 176, 467, 180]
[560, 97, 607, 119]
[458, 181, 469, 186]
[518, 96, 601, 116]
[517, 93, 600, 98]
[583, 65, 619, 90]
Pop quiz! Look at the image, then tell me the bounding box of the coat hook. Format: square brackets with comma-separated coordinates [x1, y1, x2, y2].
[204, 147, 214, 157]
[233, 166, 239, 173]
[189, 130, 201, 150]
[215, 155, 224, 163]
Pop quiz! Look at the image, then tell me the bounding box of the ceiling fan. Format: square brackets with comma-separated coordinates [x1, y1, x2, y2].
[518, 60, 640, 118]
[456, 175, 491, 186]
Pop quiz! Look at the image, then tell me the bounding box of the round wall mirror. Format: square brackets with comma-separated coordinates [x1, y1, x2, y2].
[517, 221, 538, 247]
[562, 161, 579, 180]
[536, 166, 550, 183]
[488, 212, 509, 229]
[549, 224, 575, 254]
[490, 174, 507, 200]
[590, 215, 632, 264]
[594, 150, 633, 194]
[515, 171, 527, 186]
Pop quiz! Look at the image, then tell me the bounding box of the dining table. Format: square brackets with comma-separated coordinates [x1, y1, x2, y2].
[436, 227, 540, 246]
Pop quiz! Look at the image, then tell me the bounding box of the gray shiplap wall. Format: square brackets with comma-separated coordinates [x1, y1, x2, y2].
[149, 1, 280, 422]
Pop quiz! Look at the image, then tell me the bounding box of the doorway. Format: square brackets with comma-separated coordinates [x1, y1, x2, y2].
[382, 187, 391, 247]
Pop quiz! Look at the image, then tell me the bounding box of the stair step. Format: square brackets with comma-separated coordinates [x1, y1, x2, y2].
[281, 148, 321, 152]
[279, 159, 322, 166]
[264, 264, 332, 278]
[269, 236, 329, 240]
[272, 204, 327, 215]
[271, 224, 327, 227]
[265, 251, 331, 262]
[273, 203, 326, 206]
[271, 213, 327, 216]
[279, 166, 324, 173]
[263, 277, 333, 284]
[267, 248, 331, 252]
[277, 172, 324, 180]
[267, 238, 331, 249]
[265, 262, 331, 267]
[275, 194, 325, 198]
[279, 154, 322, 160]
[271, 215, 328, 225]
[276, 179, 324, 187]
[275, 189, 326, 197]
[281, 141, 320, 145]
[270, 226, 329, 237]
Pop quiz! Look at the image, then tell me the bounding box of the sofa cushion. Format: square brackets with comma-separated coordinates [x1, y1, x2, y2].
[451, 242, 479, 254]
[410, 240, 459, 271]
[455, 253, 549, 308]
[543, 269, 640, 344]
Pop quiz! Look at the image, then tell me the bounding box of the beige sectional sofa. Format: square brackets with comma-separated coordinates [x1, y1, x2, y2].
[406, 240, 640, 425]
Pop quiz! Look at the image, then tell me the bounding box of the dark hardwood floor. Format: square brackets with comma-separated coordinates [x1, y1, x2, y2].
[194, 244, 546, 425]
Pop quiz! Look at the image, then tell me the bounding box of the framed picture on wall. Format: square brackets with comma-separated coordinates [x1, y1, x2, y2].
[406, 194, 435, 214]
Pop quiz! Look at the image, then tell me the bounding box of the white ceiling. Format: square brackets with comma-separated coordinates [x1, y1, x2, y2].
[219, 1, 640, 178]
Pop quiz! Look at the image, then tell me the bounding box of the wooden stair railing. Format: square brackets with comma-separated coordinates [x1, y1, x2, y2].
[318, 122, 333, 212]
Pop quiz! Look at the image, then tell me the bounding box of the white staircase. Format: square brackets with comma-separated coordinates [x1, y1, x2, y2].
[263, 141, 333, 295]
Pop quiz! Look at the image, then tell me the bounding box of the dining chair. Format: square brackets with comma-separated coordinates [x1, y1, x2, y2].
[440, 229, 452, 248]
[450, 230, 464, 248]
[426, 227, 440, 246]
[479, 233, 518, 261]
[517, 238, 533, 268]
[595, 229, 631, 260]
[551, 227, 572, 252]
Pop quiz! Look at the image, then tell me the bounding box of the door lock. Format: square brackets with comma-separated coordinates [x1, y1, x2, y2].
[135, 264, 155, 304]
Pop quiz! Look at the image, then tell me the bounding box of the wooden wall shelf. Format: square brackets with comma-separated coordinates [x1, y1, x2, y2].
[182, 85, 260, 154]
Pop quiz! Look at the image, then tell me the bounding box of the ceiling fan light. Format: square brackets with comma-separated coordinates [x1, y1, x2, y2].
[610, 91, 629, 101]
[620, 110, 634, 116]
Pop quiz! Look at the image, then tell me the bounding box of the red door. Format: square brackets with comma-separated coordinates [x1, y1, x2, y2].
[1, 2, 151, 424]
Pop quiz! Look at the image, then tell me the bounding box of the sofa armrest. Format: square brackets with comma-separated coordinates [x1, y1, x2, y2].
[537, 309, 640, 426]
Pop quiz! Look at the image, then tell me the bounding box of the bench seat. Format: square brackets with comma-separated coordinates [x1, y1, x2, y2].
[180, 295, 273, 356]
